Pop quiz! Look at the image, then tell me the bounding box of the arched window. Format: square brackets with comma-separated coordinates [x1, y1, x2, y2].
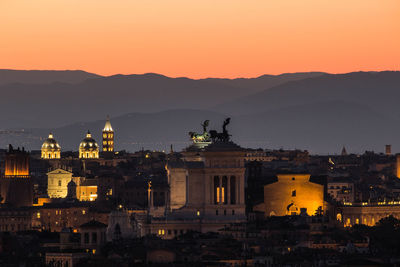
[58, 180, 61, 187]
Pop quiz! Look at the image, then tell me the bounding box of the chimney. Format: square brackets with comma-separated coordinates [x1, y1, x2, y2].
[385, 145, 392, 155]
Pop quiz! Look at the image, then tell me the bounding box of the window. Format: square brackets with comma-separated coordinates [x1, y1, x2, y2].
[58, 180, 62, 187]
[291, 190, 296, 197]
[224, 210, 226, 216]
[292, 177, 295, 181]
[196, 210, 200, 216]
[216, 210, 219, 215]
[84, 233, 89, 243]
[232, 210, 235, 215]
[92, 232, 97, 243]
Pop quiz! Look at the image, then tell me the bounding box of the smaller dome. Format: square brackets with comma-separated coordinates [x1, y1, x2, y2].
[42, 133, 61, 150]
[79, 131, 99, 150]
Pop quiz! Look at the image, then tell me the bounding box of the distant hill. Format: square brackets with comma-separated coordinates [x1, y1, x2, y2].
[0, 71, 321, 129]
[2, 70, 400, 154]
[215, 71, 400, 117]
[0, 69, 101, 85]
[203, 72, 325, 95]
[1, 103, 399, 154]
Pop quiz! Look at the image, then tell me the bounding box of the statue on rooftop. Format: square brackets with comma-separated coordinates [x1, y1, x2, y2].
[209, 118, 231, 143]
[189, 120, 211, 143]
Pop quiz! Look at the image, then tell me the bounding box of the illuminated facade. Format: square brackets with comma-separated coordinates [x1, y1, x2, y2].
[4, 145, 29, 177]
[254, 173, 324, 216]
[79, 131, 99, 159]
[338, 203, 400, 227]
[47, 168, 73, 198]
[153, 140, 247, 237]
[41, 133, 61, 159]
[0, 145, 33, 207]
[102, 117, 114, 152]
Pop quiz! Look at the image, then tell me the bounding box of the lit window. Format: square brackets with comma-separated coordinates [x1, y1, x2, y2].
[82, 210, 86, 215]
[36, 212, 40, 219]
[196, 210, 200, 216]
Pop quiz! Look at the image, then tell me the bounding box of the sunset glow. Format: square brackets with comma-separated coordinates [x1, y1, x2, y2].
[1, 0, 399, 78]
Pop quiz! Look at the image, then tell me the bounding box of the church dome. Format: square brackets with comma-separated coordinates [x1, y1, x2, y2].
[41, 133, 61, 159]
[42, 133, 61, 150]
[79, 131, 99, 150]
[79, 131, 99, 159]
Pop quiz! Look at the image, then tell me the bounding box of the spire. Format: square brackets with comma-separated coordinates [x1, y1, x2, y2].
[103, 116, 113, 132]
[341, 146, 347, 156]
[48, 132, 54, 139]
[86, 130, 91, 138]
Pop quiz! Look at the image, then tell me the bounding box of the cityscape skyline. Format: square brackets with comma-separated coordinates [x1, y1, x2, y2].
[2, 1, 400, 265]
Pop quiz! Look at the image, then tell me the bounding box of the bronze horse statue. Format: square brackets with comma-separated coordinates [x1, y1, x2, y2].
[209, 118, 231, 142]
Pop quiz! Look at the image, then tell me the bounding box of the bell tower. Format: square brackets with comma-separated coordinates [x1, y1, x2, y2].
[102, 116, 114, 152]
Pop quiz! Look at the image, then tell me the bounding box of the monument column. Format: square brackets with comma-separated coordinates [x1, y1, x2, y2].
[227, 176, 231, 205]
[236, 174, 240, 205]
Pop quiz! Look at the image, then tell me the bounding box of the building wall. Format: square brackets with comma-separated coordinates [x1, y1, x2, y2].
[168, 168, 187, 210]
[0, 209, 33, 232]
[339, 204, 400, 227]
[34, 206, 108, 232]
[254, 174, 324, 216]
[0, 177, 33, 207]
[327, 182, 354, 203]
[77, 185, 98, 201]
[47, 169, 73, 198]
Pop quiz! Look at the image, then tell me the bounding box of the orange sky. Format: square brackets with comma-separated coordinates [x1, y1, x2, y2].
[0, 0, 399, 78]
